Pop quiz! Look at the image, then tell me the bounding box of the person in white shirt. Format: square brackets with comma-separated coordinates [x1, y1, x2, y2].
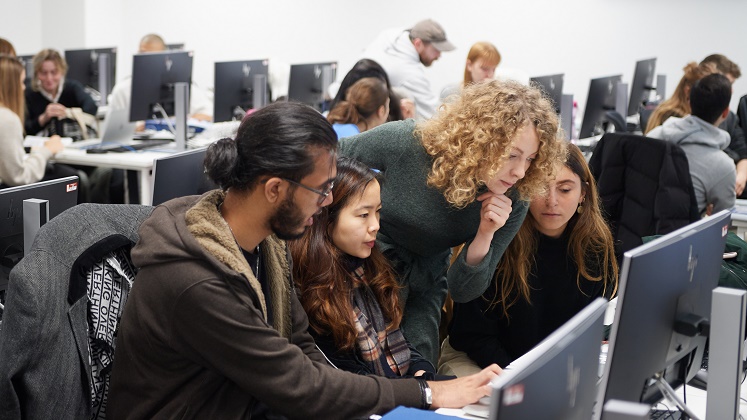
[361, 19, 455, 120]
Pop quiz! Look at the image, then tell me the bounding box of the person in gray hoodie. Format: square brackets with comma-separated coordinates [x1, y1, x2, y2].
[647, 73, 735, 214]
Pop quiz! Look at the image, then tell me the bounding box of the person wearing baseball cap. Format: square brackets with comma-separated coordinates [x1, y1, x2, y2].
[409, 19, 456, 66]
[361, 19, 456, 120]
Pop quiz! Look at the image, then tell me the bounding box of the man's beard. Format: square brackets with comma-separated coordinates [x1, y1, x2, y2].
[269, 194, 309, 240]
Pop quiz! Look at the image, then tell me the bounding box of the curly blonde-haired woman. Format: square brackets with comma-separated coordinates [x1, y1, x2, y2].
[339, 79, 567, 363]
[442, 144, 617, 375]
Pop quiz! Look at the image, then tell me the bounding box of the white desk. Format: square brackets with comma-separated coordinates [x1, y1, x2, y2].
[436, 382, 747, 419]
[52, 148, 173, 205]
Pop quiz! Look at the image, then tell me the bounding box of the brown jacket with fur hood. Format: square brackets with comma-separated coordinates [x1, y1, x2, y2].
[108, 191, 421, 419]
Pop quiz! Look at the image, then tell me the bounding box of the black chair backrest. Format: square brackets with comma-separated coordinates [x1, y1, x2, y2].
[588, 133, 699, 262]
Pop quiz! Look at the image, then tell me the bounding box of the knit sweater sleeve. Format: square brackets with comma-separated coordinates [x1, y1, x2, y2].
[0, 108, 52, 187]
[338, 120, 415, 172]
[447, 197, 529, 303]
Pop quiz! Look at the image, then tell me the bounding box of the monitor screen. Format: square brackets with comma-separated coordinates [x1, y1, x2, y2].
[151, 148, 217, 206]
[130, 51, 193, 122]
[214, 59, 270, 122]
[579, 75, 623, 139]
[628, 58, 657, 116]
[530, 74, 564, 114]
[485, 298, 608, 419]
[288, 62, 337, 112]
[597, 210, 729, 410]
[0, 177, 80, 294]
[64, 47, 117, 104]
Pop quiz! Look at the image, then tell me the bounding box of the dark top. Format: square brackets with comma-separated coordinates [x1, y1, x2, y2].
[448, 230, 611, 368]
[24, 79, 98, 135]
[722, 111, 747, 163]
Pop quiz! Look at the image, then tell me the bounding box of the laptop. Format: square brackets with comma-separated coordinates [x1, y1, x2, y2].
[100, 108, 138, 143]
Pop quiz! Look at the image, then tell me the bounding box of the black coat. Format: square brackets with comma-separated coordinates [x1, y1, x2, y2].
[589, 133, 699, 260]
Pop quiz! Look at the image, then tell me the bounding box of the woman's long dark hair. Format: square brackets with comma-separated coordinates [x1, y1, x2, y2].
[289, 157, 402, 350]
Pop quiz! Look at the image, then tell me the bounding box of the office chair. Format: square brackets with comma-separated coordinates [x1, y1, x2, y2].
[604, 110, 627, 133]
[589, 133, 699, 262]
[0, 203, 153, 419]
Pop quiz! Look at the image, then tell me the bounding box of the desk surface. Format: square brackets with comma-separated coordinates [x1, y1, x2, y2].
[436, 380, 747, 419]
[52, 147, 175, 205]
[53, 148, 172, 170]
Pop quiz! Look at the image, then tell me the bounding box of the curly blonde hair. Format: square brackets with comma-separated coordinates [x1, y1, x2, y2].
[416, 79, 567, 208]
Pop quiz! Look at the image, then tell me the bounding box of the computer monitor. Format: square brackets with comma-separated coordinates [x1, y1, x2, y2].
[483, 298, 608, 419]
[64, 47, 117, 105]
[151, 148, 217, 206]
[0, 177, 80, 295]
[530, 74, 564, 114]
[166, 43, 185, 51]
[288, 62, 337, 112]
[579, 75, 623, 139]
[129, 51, 193, 122]
[213, 59, 270, 122]
[627, 58, 657, 116]
[597, 210, 729, 413]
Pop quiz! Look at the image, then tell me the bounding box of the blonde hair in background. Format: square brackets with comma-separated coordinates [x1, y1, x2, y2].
[644, 61, 719, 133]
[464, 42, 501, 85]
[31, 48, 68, 92]
[417, 79, 567, 208]
[0, 55, 26, 120]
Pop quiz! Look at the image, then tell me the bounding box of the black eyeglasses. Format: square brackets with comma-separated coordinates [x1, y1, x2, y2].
[283, 178, 334, 204]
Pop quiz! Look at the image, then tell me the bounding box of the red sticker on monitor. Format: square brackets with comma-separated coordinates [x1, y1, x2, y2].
[723, 225, 728, 237]
[502, 384, 524, 406]
[66, 182, 78, 192]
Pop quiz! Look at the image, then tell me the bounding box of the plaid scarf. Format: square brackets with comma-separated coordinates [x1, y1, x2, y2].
[351, 266, 411, 376]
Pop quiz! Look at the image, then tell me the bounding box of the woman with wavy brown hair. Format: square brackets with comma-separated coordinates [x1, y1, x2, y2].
[339, 79, 567, 363]
[290, 157, 438, 379]
[644, 61, 719, 134]
[442, 144, 617, 375]
[327, 77, 390, 139]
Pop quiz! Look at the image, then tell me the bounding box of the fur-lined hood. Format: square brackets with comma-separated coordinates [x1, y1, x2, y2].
[132, 190, 293, 338]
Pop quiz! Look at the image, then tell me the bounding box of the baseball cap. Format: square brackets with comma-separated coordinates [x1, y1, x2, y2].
[409, 19, 456, 52]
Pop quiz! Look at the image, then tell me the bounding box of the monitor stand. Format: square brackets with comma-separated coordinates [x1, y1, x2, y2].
[706, 287, 746, 419]
[23, 199, 49, 256]
[97, 53, 112, 107]
[173, 82, 188, 152]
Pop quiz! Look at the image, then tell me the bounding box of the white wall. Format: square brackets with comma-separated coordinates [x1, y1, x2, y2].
[4, 0, 747, 111]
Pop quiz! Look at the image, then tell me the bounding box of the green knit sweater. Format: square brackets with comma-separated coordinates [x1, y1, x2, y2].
[339, 120, 528, 302]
